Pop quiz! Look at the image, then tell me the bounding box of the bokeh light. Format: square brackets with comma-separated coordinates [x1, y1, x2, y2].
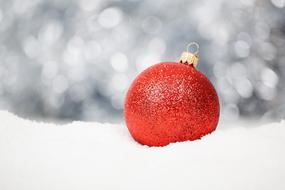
[0, 0, 284, 123]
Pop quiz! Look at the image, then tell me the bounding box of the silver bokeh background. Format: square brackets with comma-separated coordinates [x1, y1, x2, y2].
[0, 0, 284, 123]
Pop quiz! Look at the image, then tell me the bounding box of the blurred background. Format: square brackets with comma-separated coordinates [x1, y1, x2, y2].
[0, 0, 284, 124]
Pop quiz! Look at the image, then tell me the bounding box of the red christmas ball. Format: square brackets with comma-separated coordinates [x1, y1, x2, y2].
[124, 61, 219, 147]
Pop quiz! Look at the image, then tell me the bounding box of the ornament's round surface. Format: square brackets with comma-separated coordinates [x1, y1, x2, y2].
[125, 62, 220, 146]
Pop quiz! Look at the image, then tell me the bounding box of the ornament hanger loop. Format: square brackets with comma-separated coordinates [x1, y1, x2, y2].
[186, 42, 199, 55]
[179, 42, 199, 67]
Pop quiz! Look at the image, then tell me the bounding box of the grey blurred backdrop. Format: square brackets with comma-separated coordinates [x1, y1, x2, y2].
[0, 0, 284, 123]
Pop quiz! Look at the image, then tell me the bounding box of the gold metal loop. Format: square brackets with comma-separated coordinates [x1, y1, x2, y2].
[179, 42, 199, 68]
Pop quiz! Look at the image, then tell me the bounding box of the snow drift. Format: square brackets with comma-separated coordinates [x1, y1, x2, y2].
[0, 111, 284, 190]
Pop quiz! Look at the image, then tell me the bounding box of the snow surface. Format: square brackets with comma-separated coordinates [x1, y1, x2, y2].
[0, 111, 285, 190]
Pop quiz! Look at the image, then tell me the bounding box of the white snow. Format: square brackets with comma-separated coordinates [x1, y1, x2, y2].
[0, 111, 284, 190]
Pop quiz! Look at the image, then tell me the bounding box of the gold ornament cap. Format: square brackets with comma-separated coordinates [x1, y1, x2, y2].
[179, 42, 199, 68]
